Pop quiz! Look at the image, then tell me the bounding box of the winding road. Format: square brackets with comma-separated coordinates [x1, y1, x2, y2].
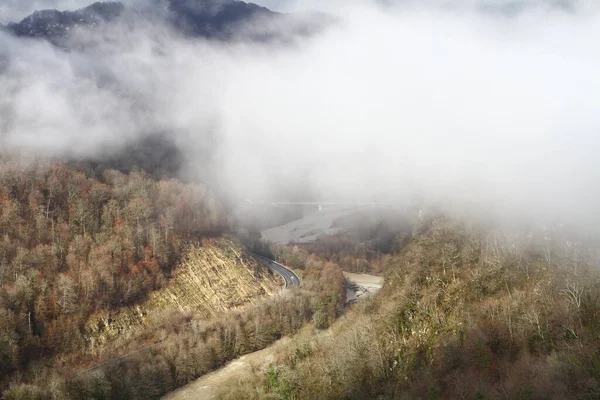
[253, 254, 301, 289]
[163, 256, 300, 400]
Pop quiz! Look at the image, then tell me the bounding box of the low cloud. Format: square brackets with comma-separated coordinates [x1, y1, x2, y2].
[2, 0, 600, 226]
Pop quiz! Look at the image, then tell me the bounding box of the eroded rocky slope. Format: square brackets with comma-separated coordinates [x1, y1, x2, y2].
[84, 237, 280, 352]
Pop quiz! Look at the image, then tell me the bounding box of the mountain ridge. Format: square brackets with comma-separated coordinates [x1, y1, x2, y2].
[1, 0, 280, 43]
[4, 2, 125, 40]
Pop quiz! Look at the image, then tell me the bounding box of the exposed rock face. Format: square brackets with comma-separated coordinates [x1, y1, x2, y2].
[151, 238, 279, 315]
[84, 237, 279, 352]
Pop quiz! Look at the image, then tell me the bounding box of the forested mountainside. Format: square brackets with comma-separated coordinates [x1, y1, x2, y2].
[219, 215, 600, 400]
[4, 2, 124, 38]
[0, 157, 228, 384]
[1, 0, 325, 46]
[0, 156, 348, 400]
[3, 0, 272, 41]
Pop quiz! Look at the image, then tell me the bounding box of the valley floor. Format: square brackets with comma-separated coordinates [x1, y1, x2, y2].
[260, 206, 366, 244]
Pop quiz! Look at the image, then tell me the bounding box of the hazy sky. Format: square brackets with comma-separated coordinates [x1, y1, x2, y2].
[2, 0, 600, 225]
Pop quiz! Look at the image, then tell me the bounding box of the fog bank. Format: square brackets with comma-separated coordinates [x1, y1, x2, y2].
[1, 0, 600, 225]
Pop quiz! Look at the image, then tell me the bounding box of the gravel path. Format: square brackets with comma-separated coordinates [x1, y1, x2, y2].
[343, 272, 384, 304]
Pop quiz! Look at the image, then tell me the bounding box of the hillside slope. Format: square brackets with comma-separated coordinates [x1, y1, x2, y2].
[0, 157, 309, 400]
[84, 238, 280, 351]
[218, 215, 600, 399]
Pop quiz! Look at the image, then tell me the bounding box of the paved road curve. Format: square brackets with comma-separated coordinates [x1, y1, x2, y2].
[253, 254, 301, 289]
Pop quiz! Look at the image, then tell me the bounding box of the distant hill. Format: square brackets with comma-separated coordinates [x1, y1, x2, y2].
[1, 0, 284, 43]
[4, 2, 125, 41]
[165, 0, 275, 38]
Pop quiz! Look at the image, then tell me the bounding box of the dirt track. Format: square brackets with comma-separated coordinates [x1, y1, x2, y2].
[162, 338, 290, 400]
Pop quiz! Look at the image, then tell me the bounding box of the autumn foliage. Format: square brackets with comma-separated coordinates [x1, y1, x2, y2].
[0, 159, 227, 387]
[218, 215, 600, 400]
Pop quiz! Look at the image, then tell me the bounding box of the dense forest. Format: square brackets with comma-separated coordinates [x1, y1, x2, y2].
[0, 157, 227, 388]
[59, 262, 345, 400]
[2, 237, 346, 400]
[218, 214, 600, 399]
[7, 154, 600, 400]
[0, 156, 350, 399]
